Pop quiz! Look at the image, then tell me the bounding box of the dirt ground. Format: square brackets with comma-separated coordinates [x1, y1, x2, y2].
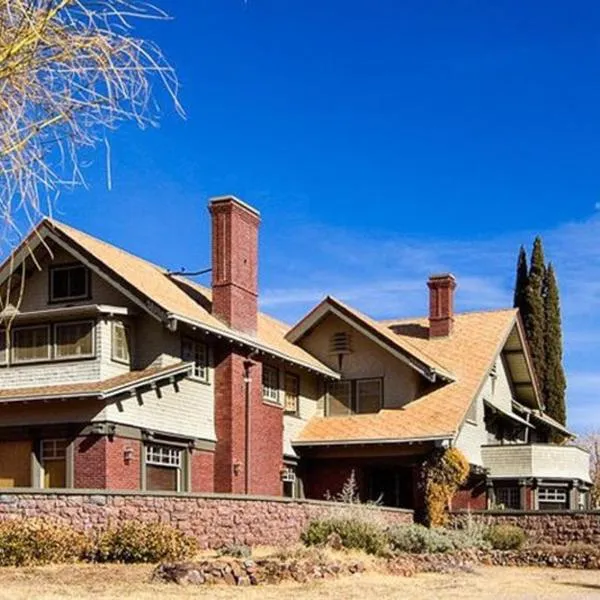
[0, 564, 598, 600]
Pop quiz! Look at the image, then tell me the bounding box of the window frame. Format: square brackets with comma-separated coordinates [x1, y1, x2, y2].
[181, 338, 209, 382]
[49, 264, 91, 303]
[494, 485, 521, 510]
[538, 487, 568, 504]
[0, 329, 7, 366]
[355, 378, 383, 414]
[112, 321, 132, 365]
[41, 439, 68, 461]
[144, 443, 183, 492]
[11, 324, 51, 364]
[326, 377, 383, 416]
[53, 320, 95, 361]
[283, 372, 300, 416]
[262, 364, 280, 404]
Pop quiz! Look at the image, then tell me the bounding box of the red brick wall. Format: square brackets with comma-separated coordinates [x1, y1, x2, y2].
[303, 459, 359, 501]
[191, 449, 215, 492]
[73, 435, 107, 488]
[452, 483, 487, 511]
[105, 437, 140, 490]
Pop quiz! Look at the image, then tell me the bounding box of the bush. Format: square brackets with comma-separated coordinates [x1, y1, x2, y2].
[89, 521, 199, 564]
[0, 518, 87, 566]
[484, 525, 526, 550]
[387, 524, 490, 554]
[301, 518, 387, 555]
[216, 543, 252, 559]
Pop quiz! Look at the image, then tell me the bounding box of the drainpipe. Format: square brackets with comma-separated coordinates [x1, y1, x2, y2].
[243, 351, 259, 494]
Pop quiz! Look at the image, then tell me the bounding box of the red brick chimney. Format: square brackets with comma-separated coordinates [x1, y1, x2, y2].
[427, 274, 457, 338]
[209, 196, 260, 334]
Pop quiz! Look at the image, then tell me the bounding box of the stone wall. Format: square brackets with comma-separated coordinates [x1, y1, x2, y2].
[450, 510, 600, 545]
[0, 490, 412, 548]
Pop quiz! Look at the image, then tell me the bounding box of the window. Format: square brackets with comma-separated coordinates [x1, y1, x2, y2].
[538, 486, 568, 510]
[263, 365, 279, 403]
[55, 321, 94, 359]
[356, 379, 382, 414]
[112, 322, 132, 364]
[50, 265, 89, 302]
[41, 439, 67, 488]
[0, 330, 6, 365]
[284, 373, 300, 416]
[145, 444, 182, 492]
[12, 326, 50, 363]
[181, 338, 208, 381]
[327, 380, 352, 416]
[495, 486, 520, 509]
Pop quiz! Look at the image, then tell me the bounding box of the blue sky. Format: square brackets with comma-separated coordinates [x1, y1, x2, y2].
[29, 1, 600, 431]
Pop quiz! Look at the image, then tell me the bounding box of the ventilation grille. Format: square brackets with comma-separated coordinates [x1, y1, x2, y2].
[329, 331, 352, 355]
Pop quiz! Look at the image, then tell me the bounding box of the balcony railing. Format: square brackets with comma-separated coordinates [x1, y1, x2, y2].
[481, 444, 591, 483]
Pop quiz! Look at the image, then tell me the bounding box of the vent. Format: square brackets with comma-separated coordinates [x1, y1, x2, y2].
[329, 332, 352, 355]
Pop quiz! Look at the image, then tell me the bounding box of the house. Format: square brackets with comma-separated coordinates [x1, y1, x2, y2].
[0, 195, 590, 511]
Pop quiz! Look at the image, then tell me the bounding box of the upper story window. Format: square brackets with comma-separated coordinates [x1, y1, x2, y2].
[12, 325, 50, 363]
[181, 338, 208, 381]
[284, 372, 300, 416]
[55, 321, 94, 359]
[262, 365, 279, 403]
[49, 264, 90, 302]
[112, 322, 132, 364]
[326, 378, 383, 416]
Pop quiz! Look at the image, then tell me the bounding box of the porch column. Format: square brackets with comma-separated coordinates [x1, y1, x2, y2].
[486, 480, 495, 509]
[569, 479, 579, 510]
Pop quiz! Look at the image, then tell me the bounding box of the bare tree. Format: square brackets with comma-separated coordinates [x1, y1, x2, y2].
[576, 431, 600, 508]
[0, 0, 182, 240]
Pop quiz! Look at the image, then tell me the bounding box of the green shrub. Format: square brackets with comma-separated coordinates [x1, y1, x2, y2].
[301, 518, 387, 555]
[89, 521, 199, 564]
[387, 524, 490, 554]
[0, 518, 87, 566]
[484, 524, 526, 550]
[216, 543, 252, 559]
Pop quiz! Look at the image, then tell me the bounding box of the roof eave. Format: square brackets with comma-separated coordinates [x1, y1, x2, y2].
[293, 433, 454, 447]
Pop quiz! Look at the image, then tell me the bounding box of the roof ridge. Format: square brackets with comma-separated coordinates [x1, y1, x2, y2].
[379, 306, 517, 325]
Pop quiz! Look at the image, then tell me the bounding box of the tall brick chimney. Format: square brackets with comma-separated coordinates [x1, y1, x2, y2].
[427, 274, 457, 338]
[209, 196, 260, 334]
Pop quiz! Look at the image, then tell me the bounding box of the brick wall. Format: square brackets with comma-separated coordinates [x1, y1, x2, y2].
[74, 435, 107, 488]
[106, 437, 140, 490]
[191, 450, 214, 493]
[450, 511, 600, 545]
[0, 491, 413, 548]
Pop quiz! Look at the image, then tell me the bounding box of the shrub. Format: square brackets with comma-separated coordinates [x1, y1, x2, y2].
[89, 521, 199, 563]
[0, 518, 87, 566]
[387, 524, 490, 554]
[484, 525, 526, 550]
[301, 518, 387, 555]
[216, 543, 252, 559]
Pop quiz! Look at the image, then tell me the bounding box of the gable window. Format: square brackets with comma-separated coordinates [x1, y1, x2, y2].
[262, 365, 279, 403]
[112, 322, 132, 364]
[284, 373, 300, 416]
[55, 321, 94, 359]
[145, 444, 182, 492]
[50, 265, 90, 302]
[181, 338, 208, 381]
[41, 439, 67, 488]
[12, 325, 50, 363]
[356, 379, 382, 414]
[495, 485, 520, 510]
[327, 380, 352, 416]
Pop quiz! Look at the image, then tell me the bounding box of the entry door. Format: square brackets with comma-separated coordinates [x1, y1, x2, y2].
[0, 441, 32, 487]
[368, 467, 414, 508]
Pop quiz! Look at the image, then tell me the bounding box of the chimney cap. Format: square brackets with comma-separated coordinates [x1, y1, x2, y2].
[208, 195, 261, 218]
[428, 273, 457, 285]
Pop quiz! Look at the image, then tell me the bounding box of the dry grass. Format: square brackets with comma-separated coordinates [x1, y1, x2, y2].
[0, 564, 598, 600]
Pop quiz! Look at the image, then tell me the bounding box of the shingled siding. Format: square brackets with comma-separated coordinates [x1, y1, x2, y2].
[0, 490, 412, 548]
[450, 511, 600, 545]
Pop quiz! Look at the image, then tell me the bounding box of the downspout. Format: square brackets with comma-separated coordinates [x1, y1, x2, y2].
[243, 351, 259, 494]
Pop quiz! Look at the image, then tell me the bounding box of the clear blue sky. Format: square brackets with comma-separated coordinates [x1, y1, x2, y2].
[49, 0, 600, 431]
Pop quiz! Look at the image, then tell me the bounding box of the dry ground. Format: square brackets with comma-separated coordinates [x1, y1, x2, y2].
[0, 564, 599, 600]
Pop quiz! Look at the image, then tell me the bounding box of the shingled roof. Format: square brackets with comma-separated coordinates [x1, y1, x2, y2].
[295, 308, 522, 445]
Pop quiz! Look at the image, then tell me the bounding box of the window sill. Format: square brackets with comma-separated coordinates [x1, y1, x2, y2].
[263, 399, 282, 409]
[284, 411, 301, 419]
[111, 357, 131, 367]
[6, 355, 96, 367]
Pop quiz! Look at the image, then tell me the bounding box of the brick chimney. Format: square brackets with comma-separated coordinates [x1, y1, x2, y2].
[209, 196, 260, 334]
[427, 274, 457, 338]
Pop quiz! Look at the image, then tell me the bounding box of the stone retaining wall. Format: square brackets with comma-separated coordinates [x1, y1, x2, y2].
[0, 490, 412, 548]
[450, 510, 600, 545]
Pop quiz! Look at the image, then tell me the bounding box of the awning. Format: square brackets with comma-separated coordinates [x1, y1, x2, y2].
[484, 399, 533, 428]
[530, 411, 574, 438]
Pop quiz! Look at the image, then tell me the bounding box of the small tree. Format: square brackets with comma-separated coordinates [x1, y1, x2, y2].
[575, 431, 600, 508]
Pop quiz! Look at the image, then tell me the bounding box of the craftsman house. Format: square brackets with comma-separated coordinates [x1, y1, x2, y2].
[0, 196, 590, 511]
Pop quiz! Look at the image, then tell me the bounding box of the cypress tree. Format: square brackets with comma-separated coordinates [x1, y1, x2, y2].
[513, 245, 528, 312]
[543, 263, 567, 428]
[523, 237, 546, 395]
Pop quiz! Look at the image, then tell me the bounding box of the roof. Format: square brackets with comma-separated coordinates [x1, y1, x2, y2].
[286, 295, 455, 382]
[4, 218, 336, 378]
[295, 308, 520, 445]
[0, 362, 192, 403]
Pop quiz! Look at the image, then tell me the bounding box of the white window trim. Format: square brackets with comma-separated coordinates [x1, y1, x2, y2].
[355, 378, 383, 414]
[538, 487, 568, 503]
[112, 321, 132, 365]
[181, 338, 209, 383]
[145, 444, 183, 492]
[53, 320, 96, 361]
[262, 365, 280, 404]
[49, 265, 90, 302]
[283, 372, 300, 416]
[11, 324, 51, 364]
